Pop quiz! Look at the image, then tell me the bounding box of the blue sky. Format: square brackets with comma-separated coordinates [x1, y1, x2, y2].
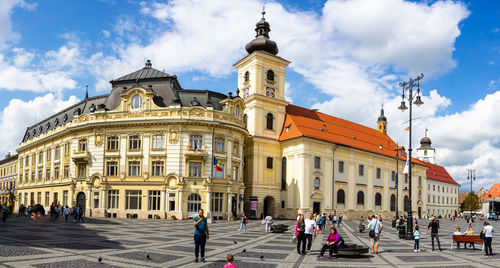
[0, 0, 499, 191]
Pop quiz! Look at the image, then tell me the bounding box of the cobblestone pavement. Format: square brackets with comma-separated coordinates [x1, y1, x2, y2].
[0, 215, 498, 267]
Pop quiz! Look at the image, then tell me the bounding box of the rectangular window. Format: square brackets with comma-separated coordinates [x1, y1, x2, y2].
[418, 176, 422, 186]
[107, 136, 119, 151]
[54, 166, 60, 179]
[25, 157, 29, 166]
[233, 166, 239, 181]
[211, 192, 224, 212]
[94, 192, 99, 209]
[405, 174, 408, 183]
[358, 165, 364, 176]
[128, 161, 141, 176]
[433, 185, 435, 191]
[169, 193, 176, 211]
[106, 161, 118, 176]
[31, 172, 35, 182]
[151, 161, 164, 177]
[189, 135, 203, 149]
[55, 146, 60, 159]
[391, 171, 395, 181]
[125, 190, 142, 210]
[78, 139, 87, 152]
[376, 168, 381, 179]
[148, 190, 161, 210]
[338, 161, 344, 173]
[45, 169, 50, 180]
[46, 149, 51, 161]
[63, 190, 68, 207]
[39, 152, 43, 163]
[64, 165, 69, 178]
[266, 157, 273, 169]
[108, 190, 119, 209]
[64, 143, 70, 156]
[189, 162, 202, 177]
[77, 164, 86, 177]
[233, 141, 240, 155]
[314, 156, 321, 169]
[38, 169, 42, 181]
[215, 137, 225, 153]
[45, 191, 49, 206]
[151, 135, 165, 149]
[128, 135, 141, 150]
[37, 192, 41, 204]
[214, 163, 225, 179]
[438, 186, 440, 192]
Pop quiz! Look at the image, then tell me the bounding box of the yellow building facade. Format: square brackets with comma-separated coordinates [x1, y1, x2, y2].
[0, 153, 17, 208]
[16, 62, 247, 220]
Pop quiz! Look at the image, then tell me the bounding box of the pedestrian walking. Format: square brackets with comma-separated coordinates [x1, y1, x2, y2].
[316, 213, 324, 233]
[304, 213, 317, 253]
[63, 205, 70, 222]
[425, 216, 442, 251]
[73, 205, 78, 221]
[49, 202, 55, 221]
[338, 213, 343, 227]
[193, 209, 209, 263]
[413, 225, 424, 252]
[317, 226, 341, 258]
[1, 203, 8, 222]
[367, 215, 383, 254]
[239, 212, 247, 232]
[78, 205, 84, 222]
[264, 214, 273, 233]
[54, 205, 60, 221]
[296, 214, 306, 255]
[482, 221, 494, 257]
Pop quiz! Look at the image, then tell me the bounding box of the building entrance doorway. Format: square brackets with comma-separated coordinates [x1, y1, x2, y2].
[418, 207, 422, 219]
[76, 192, 86, 214]
[313, 202, 321, 214]
[263, 196, 275, 218]
[231, 196, 237, 217]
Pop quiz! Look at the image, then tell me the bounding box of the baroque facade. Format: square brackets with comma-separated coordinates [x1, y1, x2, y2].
[0, 153, 17, 207]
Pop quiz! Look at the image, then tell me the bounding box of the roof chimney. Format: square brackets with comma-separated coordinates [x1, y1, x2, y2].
[5, 152, 11, 158]
[145, 60, 152, 69]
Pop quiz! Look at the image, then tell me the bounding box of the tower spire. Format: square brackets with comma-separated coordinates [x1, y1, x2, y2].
[85, 85, 88, 99]
[245, 9, 279, 55]
[377, 104, 387, 135]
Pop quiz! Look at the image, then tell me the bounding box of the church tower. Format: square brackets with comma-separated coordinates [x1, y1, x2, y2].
[377, 105, 387, 135]
[235, 10, 290, 219]
[416, 129, 436, 164]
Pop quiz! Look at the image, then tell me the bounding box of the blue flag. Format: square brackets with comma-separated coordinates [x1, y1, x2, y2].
[194, 140, 198, 150]
[395, 173, 398, 190]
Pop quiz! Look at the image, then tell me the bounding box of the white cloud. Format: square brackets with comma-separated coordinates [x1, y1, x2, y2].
[0, 94, 79, 155]
[0, 0, 36, 49]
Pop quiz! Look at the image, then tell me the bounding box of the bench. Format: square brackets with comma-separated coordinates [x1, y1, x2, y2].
[451, 235, 483, 251]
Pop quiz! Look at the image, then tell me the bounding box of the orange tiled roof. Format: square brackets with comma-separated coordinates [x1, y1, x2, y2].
[279, 104, 426, 164]
[419, 161, 460, 185]
[483, 183, 500, 200]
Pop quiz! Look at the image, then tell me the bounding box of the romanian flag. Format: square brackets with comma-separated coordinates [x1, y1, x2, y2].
[214, 156, 223, 171]
[404, 126, 410, 131]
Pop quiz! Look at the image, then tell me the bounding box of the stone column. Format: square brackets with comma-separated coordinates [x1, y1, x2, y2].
[101, 189, 105, 209]
[160, 189, 166, 212]
[87, 187, 92, 217]
[227, 193, 232, 220]
[69, 185, 74, 206]
[206, 190, 211, 213]
[178, 190, 183, 211]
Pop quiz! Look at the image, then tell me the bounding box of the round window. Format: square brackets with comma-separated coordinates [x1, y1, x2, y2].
[131, 94, 142, 110]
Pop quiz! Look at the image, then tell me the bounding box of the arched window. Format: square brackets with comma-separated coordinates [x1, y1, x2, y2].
[404, 195, 410, 212]
[131, 94, 142, 110]
[337, 189, 345, 204]
[266, 113, 273, 130]
[375, 193, 382, 206]
[357, 191, 364, 205]
[281, 157, 287, 190]
[313, 177, 320, 190]
[390, 194, 396, 211]
[244, 71, 250, 82]
[187, 194, 202, 214]
[235, 105, 240, 117]
[243, 114, 248, 128]
[267, 70, 274, 81]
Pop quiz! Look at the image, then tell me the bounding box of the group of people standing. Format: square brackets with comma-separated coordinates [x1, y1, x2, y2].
[294, 212, 343, 257]
[16, 203, 84, 222]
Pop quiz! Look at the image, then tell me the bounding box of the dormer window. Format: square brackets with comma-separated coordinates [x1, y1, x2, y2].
[131, 94, 142, 110]
[267, 70, 274, 81]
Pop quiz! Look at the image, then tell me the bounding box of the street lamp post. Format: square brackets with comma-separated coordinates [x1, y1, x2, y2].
[398, 73, 424, 240]
[467, 169, 475, 222]
[393, 143, 402, 220]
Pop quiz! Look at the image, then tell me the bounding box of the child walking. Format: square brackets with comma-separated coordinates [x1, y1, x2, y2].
[224, 254, 236, 268]
[413, 225, 424, 252]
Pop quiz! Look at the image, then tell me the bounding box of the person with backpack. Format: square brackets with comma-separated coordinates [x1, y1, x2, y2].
[367, 215, 383, 254]
[239, 212, 248, 232]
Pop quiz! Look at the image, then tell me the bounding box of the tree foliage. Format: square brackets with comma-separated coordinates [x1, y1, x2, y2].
[460, 192, 480, 212]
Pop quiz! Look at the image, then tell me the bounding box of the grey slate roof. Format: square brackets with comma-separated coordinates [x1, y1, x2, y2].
[20, 60, 237, 144]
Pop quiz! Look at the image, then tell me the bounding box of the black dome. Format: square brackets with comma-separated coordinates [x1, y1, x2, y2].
[245, 10, 279, 55]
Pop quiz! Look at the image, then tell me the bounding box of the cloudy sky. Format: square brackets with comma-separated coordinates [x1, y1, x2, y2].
[0, 0, 498, 191]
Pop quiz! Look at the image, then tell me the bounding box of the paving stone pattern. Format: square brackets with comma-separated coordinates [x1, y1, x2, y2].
[0, 216, 498, 267]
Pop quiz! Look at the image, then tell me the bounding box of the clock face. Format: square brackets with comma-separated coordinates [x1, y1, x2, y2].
[266, 87, 275, 97]
[243, 88, 249, 98]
